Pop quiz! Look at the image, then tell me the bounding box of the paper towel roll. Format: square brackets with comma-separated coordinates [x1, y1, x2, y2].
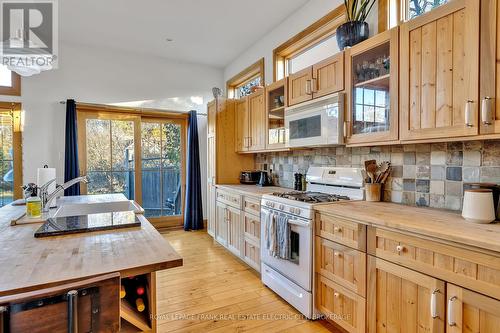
[37, 167, 56, 194]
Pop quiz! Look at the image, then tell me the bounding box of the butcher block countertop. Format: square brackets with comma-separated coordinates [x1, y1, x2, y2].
[315, 201, 500, 253]
[216, 184, 291, 197]
[0, 203, 183, 297]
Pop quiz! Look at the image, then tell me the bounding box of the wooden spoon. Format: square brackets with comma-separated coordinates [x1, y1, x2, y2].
[364, 160, 378, 183]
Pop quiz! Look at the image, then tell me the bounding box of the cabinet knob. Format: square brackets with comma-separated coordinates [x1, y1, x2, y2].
[333, 251, 342, 258]
[333, 292, 340, 298]
[333, 227, 342, 233]
[396, 245, 404, 253]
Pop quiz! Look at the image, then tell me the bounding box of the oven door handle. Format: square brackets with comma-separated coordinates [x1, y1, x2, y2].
[287, 219, 310, 228]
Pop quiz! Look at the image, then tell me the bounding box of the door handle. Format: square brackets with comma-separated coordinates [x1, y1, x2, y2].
[481, 97, 494, 125]
[447, 296, 457, 326]
[465, 100, 475, 127]
[311, 78, 318, 93]
[305, 80, 312, 95]
[430, 289, 440, 319]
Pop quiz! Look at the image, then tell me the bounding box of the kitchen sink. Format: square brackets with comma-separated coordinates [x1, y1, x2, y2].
[52, 194, 143, 218]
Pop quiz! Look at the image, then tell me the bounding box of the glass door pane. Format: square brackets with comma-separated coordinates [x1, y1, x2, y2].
[141, 121, 183, 218]
[85, 119, 135, 199]
[0, 113, 13, 207]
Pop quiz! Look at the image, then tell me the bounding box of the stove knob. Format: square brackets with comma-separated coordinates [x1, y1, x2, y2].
[289, 207, 295, 214]
[279, 204, 284, 210]
[295, 208, 301, 215]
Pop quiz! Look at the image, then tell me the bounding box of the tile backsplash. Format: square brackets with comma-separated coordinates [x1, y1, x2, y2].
[255, 141, 500, 211]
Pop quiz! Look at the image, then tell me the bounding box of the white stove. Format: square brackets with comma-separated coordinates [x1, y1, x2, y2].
[260, 167, 364, 319]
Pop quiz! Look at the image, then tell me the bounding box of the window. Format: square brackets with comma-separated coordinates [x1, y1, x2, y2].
[0, 102, 22, 207]
[288, 34, 340, 74]
[273, 6, 346, 81]
[0, 65, 21, 96]
[407, 0, 448, 19]
[77, 105, 187, 228]
[226, 58, 264, 99]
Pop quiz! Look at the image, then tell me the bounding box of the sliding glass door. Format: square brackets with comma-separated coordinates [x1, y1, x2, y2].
[78, 109, 187, 228]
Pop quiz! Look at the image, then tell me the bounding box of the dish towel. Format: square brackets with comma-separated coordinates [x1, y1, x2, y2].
[277, 214, 291, 260]
[265, 211, 278, 257]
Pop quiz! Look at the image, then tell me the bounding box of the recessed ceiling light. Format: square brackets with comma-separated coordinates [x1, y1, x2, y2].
[166, 38, 174, 42]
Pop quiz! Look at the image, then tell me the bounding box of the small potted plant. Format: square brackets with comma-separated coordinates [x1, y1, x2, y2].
[336, 0, 376, 50]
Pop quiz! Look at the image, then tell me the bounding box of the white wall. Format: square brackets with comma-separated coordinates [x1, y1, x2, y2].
[224, 0, 378, 85]
[3, 42, 223, 218]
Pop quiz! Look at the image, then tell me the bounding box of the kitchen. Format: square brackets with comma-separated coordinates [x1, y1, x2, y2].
[1, 0, 500, 332]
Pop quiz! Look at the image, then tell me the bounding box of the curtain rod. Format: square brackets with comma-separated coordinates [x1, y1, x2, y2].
[58, 100, 207, 116]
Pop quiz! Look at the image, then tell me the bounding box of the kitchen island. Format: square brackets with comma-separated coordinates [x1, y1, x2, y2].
[0, 195, 183, 332]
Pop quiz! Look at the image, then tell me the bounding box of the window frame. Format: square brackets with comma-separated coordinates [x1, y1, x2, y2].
[273, 5, 346, 81]
[0, 102, 23, 203]
[226, 58, 265, 98]
[379, 0, 450, 31]
[76, 103, 188, 229]
[0, 71, 21, 96]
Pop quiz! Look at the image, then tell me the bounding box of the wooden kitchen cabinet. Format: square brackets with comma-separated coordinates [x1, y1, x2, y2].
[235, 97, 250, 152]
[400, 0, 480, 141]
[207, 100, 216, 136]
[265, 79, 287, 150]
[345, 27, 399, 145]
[248, 89, 266, 151]
[446, 284, 500, 333]
[288, 67, 313, 106]
[226, 205, 242, 256]
[215, 201, 228, 246]
[312, 53, 344, 99]
[367, 256, 446, 333]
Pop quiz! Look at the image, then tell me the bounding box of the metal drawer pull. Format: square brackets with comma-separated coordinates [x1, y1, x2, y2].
[311, 78, 318, 93]
[396, 245, 404, 253]
[447, 296, 457, 326]
[465, 100, 475, 127]
[431, 289, 440, 319]
[305, 80, 312, 95]
[482, 97, 494, 125]
[67, 290, 78, 333]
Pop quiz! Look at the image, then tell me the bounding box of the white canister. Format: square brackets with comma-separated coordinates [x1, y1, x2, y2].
[462, 189, 496, 224]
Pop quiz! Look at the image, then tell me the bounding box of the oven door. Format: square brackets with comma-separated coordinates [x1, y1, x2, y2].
[260, 207, 312, 291]
[285, 94, 343, 148]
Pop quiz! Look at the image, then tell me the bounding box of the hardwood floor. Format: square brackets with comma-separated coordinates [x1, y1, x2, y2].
[154, 229, 341, 333]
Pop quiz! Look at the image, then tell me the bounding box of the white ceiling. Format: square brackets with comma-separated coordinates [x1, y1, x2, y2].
[60, 0, 310, 68]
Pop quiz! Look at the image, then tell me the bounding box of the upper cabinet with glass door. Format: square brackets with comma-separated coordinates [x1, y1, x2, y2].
[345, 28, 399, 145]
[399, 0, 480, 140]
[265, 78, 287, 150]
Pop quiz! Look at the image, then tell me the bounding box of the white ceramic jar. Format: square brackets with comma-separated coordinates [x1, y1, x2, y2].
[462, 189, 496, 224]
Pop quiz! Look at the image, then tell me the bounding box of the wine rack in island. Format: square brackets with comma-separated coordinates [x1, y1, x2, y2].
[120, 273, 157, 332]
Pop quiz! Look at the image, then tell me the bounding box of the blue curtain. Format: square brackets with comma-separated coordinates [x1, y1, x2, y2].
[184, 110, 203, 230]
[64, 99, 81, 196]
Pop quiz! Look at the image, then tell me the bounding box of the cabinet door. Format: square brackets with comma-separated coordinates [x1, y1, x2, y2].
[345, 28, 399, 145]
[288, 67, 313, 106]
[207, 100, 217, 136]
[479, 0, 500, 134]
[400, 0, 480, 140]
[215, 202, 228, 246]
[312, 53, 344, 99]
[207, 185, 216, 237]
[248, 89, 266, 151]
[367, 256, 445, 333]
[243, 238, 260, 272]
[235, 97, 249, 152]
[446, 284, 500, 333]
[226, 206, 241, 256]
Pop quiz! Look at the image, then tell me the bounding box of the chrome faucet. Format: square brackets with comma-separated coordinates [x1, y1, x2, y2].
[41, 176, 90, 212]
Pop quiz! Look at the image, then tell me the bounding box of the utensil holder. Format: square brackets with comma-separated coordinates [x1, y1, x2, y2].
[365, 183, 382, 202]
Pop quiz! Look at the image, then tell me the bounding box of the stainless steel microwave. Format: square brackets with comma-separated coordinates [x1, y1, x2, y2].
[284, 93, 344, 148]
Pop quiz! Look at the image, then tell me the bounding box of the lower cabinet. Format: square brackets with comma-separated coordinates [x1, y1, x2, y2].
[367, 255, 445, 333]
[213, 188, 261, 273]
[446, 284, 500, 333]
[316, 274, 366, 333]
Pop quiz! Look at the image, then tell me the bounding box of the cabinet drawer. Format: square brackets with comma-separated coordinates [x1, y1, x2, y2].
[243, 238, 260, 272]
[316, 274, 365, 333]
[216, 189, 241, 209]
[243, 196, 260, 216]
[369, 227, 500, 300]
[243, 212, 260, 244]
[315, 213, 366, 251]
[315, 236, 366, 297]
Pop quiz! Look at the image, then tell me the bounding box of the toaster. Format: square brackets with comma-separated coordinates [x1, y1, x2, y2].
[239, 170, 261, 185]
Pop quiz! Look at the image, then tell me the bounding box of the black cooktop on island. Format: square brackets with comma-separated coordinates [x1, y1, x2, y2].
[271, 191, 351, 203]
[34, 211, 141, 238]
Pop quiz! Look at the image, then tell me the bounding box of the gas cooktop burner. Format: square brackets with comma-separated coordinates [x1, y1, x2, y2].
[271, 191, 350, 203]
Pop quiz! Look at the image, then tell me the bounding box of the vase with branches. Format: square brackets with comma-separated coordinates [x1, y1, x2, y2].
[336, 0, 376, 50]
